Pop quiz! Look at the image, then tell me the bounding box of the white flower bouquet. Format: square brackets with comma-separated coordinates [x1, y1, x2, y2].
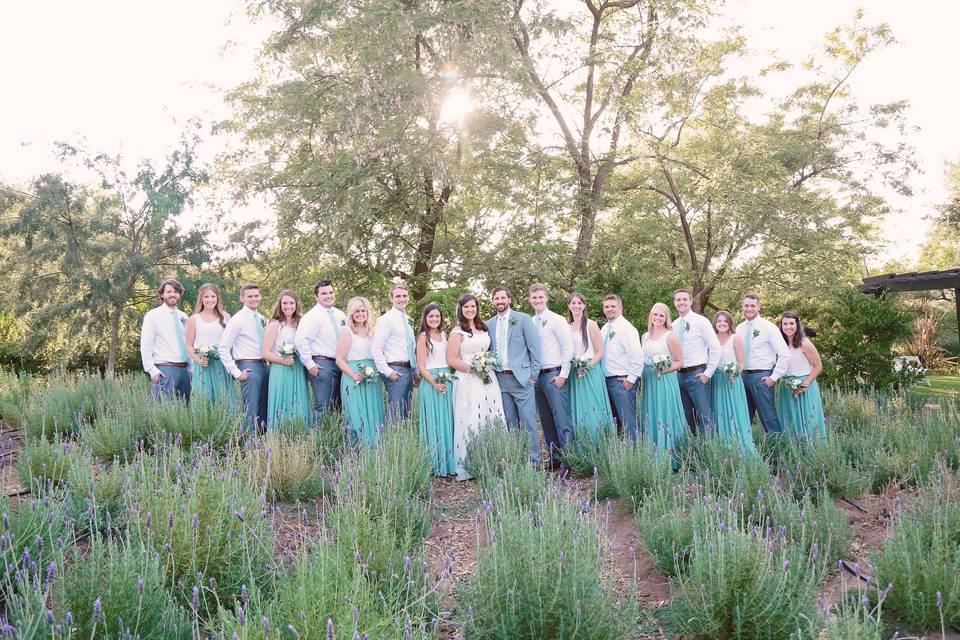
[572, 354, 592, 376]
[784, 376, 806, 392]
[279, 343, 297, 358]
[470, 351, 501, 384]
[195, 345, 218, 360]
[719, 362, 739, 379]
[651, 354, 672, 375]
[433, 370, 459, 385]
[357, 364, 378, 383]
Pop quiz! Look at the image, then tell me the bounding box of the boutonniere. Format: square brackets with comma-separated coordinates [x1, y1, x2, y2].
[179, 315, 187, 326]
[340, 319, 346, 326]
[535, 316, 546, 329]
[607, 330, 616, 341]
[510, 318, 517, 327]
[752, 328, 759, 338]
[259, 315, 266, 328]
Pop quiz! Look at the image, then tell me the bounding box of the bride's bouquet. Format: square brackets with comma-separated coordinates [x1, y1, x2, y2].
[470, 351, 501, 385]
[195, 345, 218, 361]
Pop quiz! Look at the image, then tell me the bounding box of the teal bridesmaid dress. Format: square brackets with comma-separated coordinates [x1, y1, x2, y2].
[418, 333, 456, 475]
[266, 323, 313, 430]
[639, 331, 687, 463]
[776, 343, 826, 439]
[568, 324, 614, 444]
[710, 338, 758, 455]
[339, 332, 386, 447]
[191, 315, 237, 406]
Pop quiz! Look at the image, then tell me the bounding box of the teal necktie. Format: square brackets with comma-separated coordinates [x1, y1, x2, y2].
[255, 312, 265, 347]
[678, 317, 687, 345]
[326, 308, 340, 336]
[744, 320, 754, 368]
[171, 309, 189, 362]
[404, 315, 416, 364]
[497, 315, 509, 361]
[604, 324, 613, 345]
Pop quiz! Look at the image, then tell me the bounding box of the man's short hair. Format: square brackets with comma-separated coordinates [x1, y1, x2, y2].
[239, 283, 260, 297]
[744, 292, 761, 303]
[673, 288, 692, 299]
[603, 294, 622, 304]
[390, 282, 409, 296]
[314, 279, 333, 296]
[492, 285, 511, 299]
[528, 283, 548, 296]
[157, 278, 184, 297]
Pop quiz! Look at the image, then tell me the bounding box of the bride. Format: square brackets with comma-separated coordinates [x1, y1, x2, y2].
[446, 294, 506, 480]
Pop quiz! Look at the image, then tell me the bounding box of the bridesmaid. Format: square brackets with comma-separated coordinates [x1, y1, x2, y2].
[264, 290, 312, 430]
[776, 311, 826, 439]
[566, 293, 614, 444]
[185, 283, 236, 405]
[336, 297, 386, 447]
[416, 303, 456, 476]
[710, 311, 758, 455]
[640, 303, 687, 463]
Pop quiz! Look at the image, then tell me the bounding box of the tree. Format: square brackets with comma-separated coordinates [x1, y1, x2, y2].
[222, 0, 534, 299]
[0, 140, 209, 376]
[614, 13, 915, 311]
[940, 160, 960, 231]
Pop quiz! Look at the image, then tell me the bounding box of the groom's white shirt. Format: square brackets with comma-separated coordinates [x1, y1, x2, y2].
[735, 316, 790, 380]
[372, 307, 413, 376]
[295, 303, 346, 368]
[219, 306, 265, 379]
[535, 308, 573, 379]
[140, 304, 189, 378]
[601, 315, 644, 384]
[495, 309, 511, 364]
[674, 310, 721, 378]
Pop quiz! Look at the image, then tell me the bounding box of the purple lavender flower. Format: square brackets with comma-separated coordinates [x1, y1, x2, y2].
[137, 578, 144, 596]
[191, 586, 200, 612]
[262, 617, 270, 636]
[65, 611, 73, 626]
[937, 591, 943, 609]
[92, 598, 103, 622]
[327, 618, 335, 640]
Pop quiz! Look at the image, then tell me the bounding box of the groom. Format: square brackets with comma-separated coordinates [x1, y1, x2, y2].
[487, 286, 543, 465]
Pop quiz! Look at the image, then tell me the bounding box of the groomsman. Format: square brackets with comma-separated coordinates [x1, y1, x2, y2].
[487, 286, 543, 465]
[672, 289, 720, 434]
[372, 282, 419, 422]
[528, 283, 574, 471]
[600, 294, 644, 440]
[140, 278, 192, 401]
[735, 292, 790, 433]
[219, 283, 269, 432]
[295, 279, 347, 421]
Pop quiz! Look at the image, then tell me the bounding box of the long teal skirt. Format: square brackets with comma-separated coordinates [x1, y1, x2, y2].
[640, 365, 687, 462]
[568, 364, 615, 445]
[419, 367, 456, 476]
[266, 360, 312, 431]
[341, 358, 386, 448]
[710, 373, 758, 455]
[191, 358, 237, 406]
[776, 376, 827, 439]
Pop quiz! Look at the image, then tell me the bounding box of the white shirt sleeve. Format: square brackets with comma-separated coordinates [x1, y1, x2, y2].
[295, 309, 319, 369]
[554, 313, 574, 379]
[701, 315, 721, 378]
[371, 312, 394, 377]
[219, 315, 243, 379]
[140, 310, 159, 378]
[624, 322, 644, 384]
[769, 321, 791, 381]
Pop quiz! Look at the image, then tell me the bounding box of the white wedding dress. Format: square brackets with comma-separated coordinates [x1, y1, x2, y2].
[451, 328, 506, 480]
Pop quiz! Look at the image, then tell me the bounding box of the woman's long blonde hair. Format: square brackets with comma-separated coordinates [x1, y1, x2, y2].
[345, 296, 373, 333]
[194, 283, 228, 327]
[647, 302, 674, 335]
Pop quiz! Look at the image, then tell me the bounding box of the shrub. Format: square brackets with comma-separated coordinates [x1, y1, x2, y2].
[0, 492, 72, 605]
[664, 521, 821, 639]
[243, 433, 328, 502]
[16, 437, 88, 488]
[635, 483, 699, 577]
[64, 459, 130, 535]
[147, 396, 243, 451]
[604, 437, 674, 510]
[776, 434, 868, 501]
[57, 535, 192, 639]
[463, 420, 530, 485]
[684, 435, 773, 510]
[462, 489, 627, 639]
[871, 468, 960, 629]
[561, 424, 616, 479]
[821, 576, 892, 640]
[126, 451, 274, 617]
[17, 373, 120, 440]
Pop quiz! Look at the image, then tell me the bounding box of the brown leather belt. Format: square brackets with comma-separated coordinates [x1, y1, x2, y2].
[312, 355, 336, 362]
[387, 361, 411, 368]
[744, 368, 771, 374]
[236, 358, 266, 365]
[156, 362, 188, 368]
[540, 366, 561, 375]
[679, 364, 705, 374]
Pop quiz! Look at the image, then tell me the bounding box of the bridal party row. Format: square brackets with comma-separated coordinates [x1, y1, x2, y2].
[140, 278, 826, 476]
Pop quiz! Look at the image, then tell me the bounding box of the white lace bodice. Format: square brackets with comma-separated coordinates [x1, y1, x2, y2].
[193, 315, 225, 348]
[785, 344, 812, 377]
[423, 333, 448, 369]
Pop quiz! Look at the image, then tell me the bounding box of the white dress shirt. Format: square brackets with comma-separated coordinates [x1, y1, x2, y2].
[371, 307, 415, 377]
[600, 315, 645, 384]
[219, 306, 267, 379]
[534, 308, 574, 378]
[140, 304, 189, 378]
[735, 316, 790, 381]
[295, 303, 347, 368]
[674, 311, 721, 378]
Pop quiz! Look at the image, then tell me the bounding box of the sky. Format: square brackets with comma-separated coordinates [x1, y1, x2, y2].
[0, 0, 956, 267]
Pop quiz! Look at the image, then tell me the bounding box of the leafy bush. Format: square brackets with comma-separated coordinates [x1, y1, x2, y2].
[871, 467, 960, 629]
[684, 435, 773, 510]
[57, 535, 192, 639]
[561, 424, 616, 479]
[147, 396, 243, 451]
[16, 373, 120, 440]
[0, 492, 72, 605]
[16, 436, 88, 488]
[463, 420, 530, 485]
[64, 459, 130, 535]
[776, 434, 868, 500]
[462, 489, 627, 639]
[604, 437, 674, 510]
[244, 434, 327, 502]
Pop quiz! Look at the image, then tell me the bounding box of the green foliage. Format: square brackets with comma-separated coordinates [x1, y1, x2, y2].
[147, 396, 243, 451]
[15, 373, 119, 440]
[16, 437, 88, 488]
[57, 535, 193, 639]
[463, 420, 531, 485]
[561, 424, 616, 479]
[604, 437, 674, 510]
[83, 381, 155, 462]
[243, 433, 327, 502]
[871, 467, 960, 630]
[0, 492, 72, 605]
[683, 435, 774, 510]
[462, 489, 627, 640]
[63, 459, 130, 535]
[815, 290, 911, 390]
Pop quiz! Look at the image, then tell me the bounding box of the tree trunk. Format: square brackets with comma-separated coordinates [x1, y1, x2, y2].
[411, 171, 452, 301]
[105, 302, 122, 378]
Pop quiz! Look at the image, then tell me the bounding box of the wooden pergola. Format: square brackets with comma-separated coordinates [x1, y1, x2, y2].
[860, 268, 960, 331]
